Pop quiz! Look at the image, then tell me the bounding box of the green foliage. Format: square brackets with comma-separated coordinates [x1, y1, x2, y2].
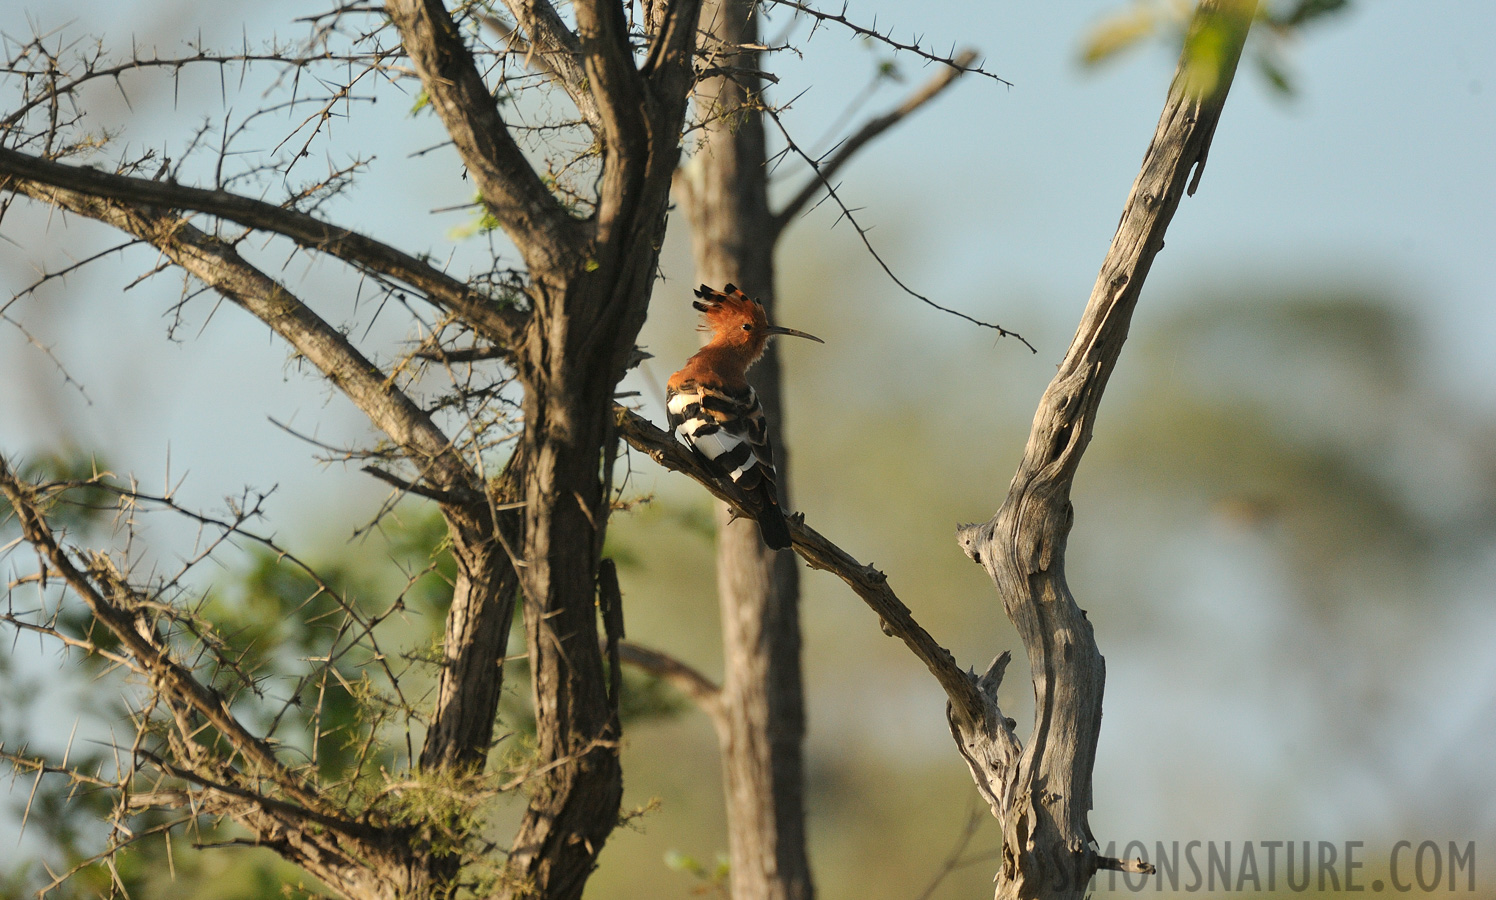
[1078, 0, 1352, 95]
[1078, 1, 1168, 67]
[664, 849, 730, 897]
[0, 450, 115, 535]
[372, 766, 498, 857]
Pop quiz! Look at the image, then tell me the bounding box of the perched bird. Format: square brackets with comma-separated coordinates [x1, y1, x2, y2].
[667, 284, 823, 550]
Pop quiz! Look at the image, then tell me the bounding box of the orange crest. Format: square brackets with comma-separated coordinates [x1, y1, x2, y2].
[692, 283, 768, 342]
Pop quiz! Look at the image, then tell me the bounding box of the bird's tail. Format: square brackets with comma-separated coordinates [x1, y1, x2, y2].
[754, 484, 792, 550]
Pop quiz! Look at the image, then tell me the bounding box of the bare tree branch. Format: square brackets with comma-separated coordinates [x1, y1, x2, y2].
[2, 158, 529, 820]
[766, 0, 1011, 85]
[573, 0, 648, 167]
[0, 459, 335, 823]
[772, 49, 978, 233]
[1, 176, 478, 496]
[617, 640, 725, 727]
[0, 146, 528, 351]
[763, 106, 1036, 350]
[614, 406, 993, 725]
[385, 0, 584, 276]
[1098, 855, 1158, 875]
[485, 3, 604, 133]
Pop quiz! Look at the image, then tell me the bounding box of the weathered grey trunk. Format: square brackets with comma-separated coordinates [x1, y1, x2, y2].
[676, 1, 813, 897]
[957, 4, 1258, 898]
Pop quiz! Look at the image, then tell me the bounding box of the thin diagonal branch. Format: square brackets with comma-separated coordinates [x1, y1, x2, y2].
[617, 639, 724, 727]
[613, 406, 990, 725]
[0, 146, 528, 351]
[772, 49, 978, 233]
[766, 0, 1011, 85]
[762, 106, 1035, 351]
[2, 176, 479, 496]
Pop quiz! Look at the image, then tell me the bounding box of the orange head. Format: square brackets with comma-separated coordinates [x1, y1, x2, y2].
[692, 284, 823, 366]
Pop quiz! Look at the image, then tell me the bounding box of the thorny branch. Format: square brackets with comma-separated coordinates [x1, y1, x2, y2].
[772, 48, 980, 231]
[482, 4, 604, 133]
[767, 0, 1012, 85]
[2, 171, 482, 497]
[764, 105, 1036, 350]
[0, 458, 340, 822]
[0, 148, 529, 352]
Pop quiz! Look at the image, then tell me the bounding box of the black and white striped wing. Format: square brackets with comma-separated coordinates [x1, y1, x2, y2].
[666, 381, 776, 492]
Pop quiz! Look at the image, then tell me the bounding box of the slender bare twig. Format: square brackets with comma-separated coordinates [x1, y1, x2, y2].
[763, 106, 1036, 351]
[773, 49, 979, 232]
[767, 0, 1011, 85]
[912, 803, 990, 900]
[483, 4, 603, 132]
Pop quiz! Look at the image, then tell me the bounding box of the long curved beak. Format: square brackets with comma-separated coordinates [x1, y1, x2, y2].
[765, 325, 824, 343]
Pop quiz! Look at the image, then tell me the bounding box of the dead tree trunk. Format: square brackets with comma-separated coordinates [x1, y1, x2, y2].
[956, 3, 1258, 897]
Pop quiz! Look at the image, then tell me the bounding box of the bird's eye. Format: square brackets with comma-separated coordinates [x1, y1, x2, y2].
[741, 323, 753, 332]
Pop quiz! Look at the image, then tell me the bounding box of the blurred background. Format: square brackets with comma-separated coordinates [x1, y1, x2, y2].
[2, 1, 1493, 897]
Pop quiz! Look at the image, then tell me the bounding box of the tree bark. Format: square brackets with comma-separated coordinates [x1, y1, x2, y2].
[957, 3, 1258, 898]
[675, 3, 813, 899]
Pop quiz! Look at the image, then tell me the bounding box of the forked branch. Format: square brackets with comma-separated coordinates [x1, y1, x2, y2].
[385, 0, 583, 275]
[1, 174, 478, 497]
[959, 2, 1257, 897]
[486, 2, 604, 132]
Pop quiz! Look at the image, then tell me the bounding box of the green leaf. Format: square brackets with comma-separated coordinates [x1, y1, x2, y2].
[1255, 49, 1296, 95]
[1078, 3, 1164, 67]
[1270, 0, 1350, 29]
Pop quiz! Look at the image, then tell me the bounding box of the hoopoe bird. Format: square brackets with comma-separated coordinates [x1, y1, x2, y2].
[667, 284, 823, 550]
